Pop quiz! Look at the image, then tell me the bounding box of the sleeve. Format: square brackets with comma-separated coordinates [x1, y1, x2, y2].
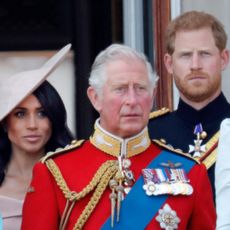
[188, 163, 216, 230]
[215, 118, 230, 230]
[21, 162, 60, 230]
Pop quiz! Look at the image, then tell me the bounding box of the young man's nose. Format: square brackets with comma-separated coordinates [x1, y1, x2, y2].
[190, 53, 202, 70]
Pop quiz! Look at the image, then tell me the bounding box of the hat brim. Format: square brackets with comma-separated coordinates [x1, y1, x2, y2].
[0, 44, 72, 121]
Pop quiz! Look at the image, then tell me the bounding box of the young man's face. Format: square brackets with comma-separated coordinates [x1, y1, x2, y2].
[88, 57, 154, 138]
[164, 27, 229, 104]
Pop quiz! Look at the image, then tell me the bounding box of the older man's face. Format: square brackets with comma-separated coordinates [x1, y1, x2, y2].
[94, 58, 154, 138]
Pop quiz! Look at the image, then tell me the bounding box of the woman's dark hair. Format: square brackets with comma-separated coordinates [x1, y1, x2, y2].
[0, 80, 74, 185]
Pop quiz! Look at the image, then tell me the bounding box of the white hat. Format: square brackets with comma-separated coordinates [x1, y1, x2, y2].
[0, 44, 72, 121]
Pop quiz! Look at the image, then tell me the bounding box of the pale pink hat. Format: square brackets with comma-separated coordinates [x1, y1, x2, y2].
[0, 43, 72, 121]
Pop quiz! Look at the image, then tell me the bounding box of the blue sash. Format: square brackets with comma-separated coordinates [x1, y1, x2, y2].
[101, 150, 195, 229]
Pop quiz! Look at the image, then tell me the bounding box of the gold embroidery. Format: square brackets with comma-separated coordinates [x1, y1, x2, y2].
[202, 148, 217, 169]
[41, 140, 85, 163]
[200, 132, 219, 169]
[90, 119, 150, 158]
[90, 126, 121, 156]
[149, 107, 170, 119]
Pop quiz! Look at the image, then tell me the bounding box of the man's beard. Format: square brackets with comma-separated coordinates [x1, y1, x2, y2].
[174, 71, 220, 102]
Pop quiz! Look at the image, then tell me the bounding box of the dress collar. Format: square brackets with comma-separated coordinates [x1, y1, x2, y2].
[176, 93, 230, 124]
[90, 119, 151, 158]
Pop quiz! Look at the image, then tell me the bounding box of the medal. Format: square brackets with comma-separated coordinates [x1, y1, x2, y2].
[189, 123, 207, 158]
[142, 161, 193, 196]
[156, 203, 180, 229]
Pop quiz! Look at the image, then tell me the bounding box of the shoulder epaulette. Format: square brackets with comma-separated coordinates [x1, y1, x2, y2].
[149, 107, 170, 119]
[40, 139, 85, 163]
[199, 131, 219, 169]
[152, 139, 200, 164]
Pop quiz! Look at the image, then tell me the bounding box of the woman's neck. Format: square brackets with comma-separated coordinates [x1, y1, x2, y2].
[0, 149, 44, 200]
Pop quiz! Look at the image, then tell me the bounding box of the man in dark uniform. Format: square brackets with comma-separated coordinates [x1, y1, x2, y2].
[148, 11, 230, 197]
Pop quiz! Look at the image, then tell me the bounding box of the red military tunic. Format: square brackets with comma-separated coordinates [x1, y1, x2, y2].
[21, 124, 216, 230]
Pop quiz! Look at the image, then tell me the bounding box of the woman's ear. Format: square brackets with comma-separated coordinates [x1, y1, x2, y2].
[87, 86, 102, 112]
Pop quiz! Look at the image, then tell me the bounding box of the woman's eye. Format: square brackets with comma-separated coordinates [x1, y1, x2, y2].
[15, 111, 25, 118]
[37, 110, 47, 118]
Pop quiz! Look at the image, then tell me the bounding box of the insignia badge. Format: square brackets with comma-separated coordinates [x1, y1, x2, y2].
[189, 123, 207, 158]
[156, 203, 180, 230]
[142, 161, 193, 196]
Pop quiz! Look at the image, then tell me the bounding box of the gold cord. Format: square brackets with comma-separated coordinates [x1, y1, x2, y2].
[73, 164, 118, 229]
[45, 159, 118, 229]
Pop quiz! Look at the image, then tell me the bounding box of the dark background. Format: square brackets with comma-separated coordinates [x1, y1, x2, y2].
[0, 0, 154, 139]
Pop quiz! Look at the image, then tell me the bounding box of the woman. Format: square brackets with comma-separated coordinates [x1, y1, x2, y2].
[0, 44, 74, 229]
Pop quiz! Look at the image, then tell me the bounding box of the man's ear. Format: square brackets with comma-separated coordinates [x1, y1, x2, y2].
[220, 49, 230, 71]
[87, 86, 102, 112]
[164, 53, 173, 74]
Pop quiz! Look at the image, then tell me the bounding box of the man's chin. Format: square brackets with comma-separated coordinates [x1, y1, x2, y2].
[185, 92, 212, 102]
[120, 125, 143, 138]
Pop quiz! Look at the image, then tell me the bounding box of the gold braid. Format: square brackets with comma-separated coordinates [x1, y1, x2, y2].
[45, 159, 118, 229]
[45, 159, 116, 201]
[73, 163, 118, 229]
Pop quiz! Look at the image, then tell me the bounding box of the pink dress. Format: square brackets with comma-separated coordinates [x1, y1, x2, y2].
[0, 195, 23, 230]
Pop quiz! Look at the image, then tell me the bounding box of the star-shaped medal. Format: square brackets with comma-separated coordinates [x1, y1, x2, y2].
[156, 204, 180, 229]
[188, 123, 207, 158]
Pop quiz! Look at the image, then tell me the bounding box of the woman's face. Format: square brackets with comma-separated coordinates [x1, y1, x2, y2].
[6, 94, 52, 155]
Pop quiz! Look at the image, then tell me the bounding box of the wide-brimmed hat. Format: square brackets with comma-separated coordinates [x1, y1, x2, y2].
[0, 44, 72, 121]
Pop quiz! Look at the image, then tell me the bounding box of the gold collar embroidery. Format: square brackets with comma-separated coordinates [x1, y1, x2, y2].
[90, 119, 151, 158]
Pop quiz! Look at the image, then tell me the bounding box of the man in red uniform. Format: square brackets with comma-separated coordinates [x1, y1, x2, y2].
[22, 44, 216, 229]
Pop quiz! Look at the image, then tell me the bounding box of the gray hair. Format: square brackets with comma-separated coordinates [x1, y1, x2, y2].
[88, 44, 158, 95]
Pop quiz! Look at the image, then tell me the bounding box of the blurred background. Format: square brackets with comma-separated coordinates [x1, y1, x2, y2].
[0, 0, 229, 139]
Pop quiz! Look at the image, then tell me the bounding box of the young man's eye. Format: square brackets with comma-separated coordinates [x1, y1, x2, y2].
[180, 53, 191, 58]
[200, 51, 211, 57]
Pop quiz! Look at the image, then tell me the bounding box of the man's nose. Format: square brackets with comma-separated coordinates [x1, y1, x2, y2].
[190, 53, 202, 70]
[125, 88, 138, 105]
